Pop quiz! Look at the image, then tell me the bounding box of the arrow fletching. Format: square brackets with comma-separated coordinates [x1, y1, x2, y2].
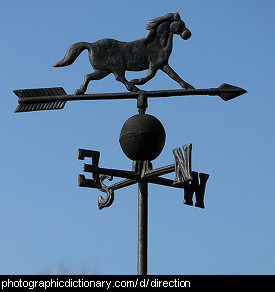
[218, 83, 247, 101]
[14, 87, 67, 113]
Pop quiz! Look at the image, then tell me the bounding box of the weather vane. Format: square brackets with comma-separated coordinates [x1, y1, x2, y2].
[13, 12, 247, 275]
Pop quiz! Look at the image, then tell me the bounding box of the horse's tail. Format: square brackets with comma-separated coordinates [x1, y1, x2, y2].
[53, 42, 91, 67]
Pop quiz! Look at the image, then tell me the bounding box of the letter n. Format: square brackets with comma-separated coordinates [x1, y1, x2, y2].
[172, 143, 192, 186]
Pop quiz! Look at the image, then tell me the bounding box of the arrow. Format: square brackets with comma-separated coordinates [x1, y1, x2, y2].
[14, 83, 247, 113]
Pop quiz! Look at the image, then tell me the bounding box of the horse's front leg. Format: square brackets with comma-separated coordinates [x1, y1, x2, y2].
[113, 71, 139, 92]
[131, 65, 158, 85]
[161, 64, 194, 90]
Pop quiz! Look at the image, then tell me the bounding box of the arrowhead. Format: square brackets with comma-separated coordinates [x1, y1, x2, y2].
[218, 83, 247, 101]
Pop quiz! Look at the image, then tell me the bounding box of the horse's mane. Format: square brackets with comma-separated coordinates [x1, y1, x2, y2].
[144, 12, 180, 42]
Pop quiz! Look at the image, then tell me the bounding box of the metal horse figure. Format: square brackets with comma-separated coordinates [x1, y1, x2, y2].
[53, 13, 194, 95]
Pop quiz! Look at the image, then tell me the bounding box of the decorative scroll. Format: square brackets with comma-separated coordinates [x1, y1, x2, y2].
[98, 174, 114, 210]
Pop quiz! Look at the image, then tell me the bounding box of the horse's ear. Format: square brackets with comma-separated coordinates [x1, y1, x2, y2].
[145, 28, 155, 43]
[174, 12, 181, 20]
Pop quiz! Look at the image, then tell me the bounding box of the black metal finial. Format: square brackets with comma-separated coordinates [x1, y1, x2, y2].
[119, 113, 166, 161]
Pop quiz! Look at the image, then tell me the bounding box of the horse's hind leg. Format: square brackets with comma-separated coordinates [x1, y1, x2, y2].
[75, 70, 110, 95]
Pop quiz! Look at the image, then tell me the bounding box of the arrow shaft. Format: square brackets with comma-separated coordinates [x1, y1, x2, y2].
[15, 84, 246, 113]
[17, 88, 218, 104]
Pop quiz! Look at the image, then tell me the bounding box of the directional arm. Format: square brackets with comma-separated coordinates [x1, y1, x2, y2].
[14, 84, 247, 113]
[78, 145, 210, 210]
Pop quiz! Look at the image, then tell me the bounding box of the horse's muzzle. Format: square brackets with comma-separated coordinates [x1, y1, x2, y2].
[181, 29, 191, 40]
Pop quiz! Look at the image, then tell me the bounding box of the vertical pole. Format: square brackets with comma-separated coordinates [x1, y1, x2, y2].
[137, 180, 148, 275]
[137, 92, 148, 275]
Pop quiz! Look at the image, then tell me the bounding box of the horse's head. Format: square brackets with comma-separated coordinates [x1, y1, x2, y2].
[170, 13, 191, 40]
[145, 13, 191, 43]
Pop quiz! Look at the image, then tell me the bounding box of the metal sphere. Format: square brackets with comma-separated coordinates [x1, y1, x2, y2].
[119, 114, 166, 161]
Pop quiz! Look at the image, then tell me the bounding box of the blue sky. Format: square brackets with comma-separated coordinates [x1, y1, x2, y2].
[0, 0, 274, 275]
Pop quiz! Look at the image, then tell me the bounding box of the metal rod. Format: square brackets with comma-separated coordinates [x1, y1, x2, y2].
[14, 84, 247, 113]
[16, 89, 207, 104]
[16, 86, 245, 104]
[137, 180, 148, 275]
[148, 176, 185, 188]
[83, 164, 140, 180]
[109, 178, 137, 191]
[142, 164, 175, 180]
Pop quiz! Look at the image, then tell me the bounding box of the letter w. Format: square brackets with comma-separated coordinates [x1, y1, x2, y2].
[183, 171, 210, 208]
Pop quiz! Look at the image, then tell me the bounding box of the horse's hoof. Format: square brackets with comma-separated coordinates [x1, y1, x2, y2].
[130, 78, 141, 85]
[126, 82, 140, 92]
[131, 85, 140, 92]
[74, 89, 83, 96]
[184, 84, 195, 90]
